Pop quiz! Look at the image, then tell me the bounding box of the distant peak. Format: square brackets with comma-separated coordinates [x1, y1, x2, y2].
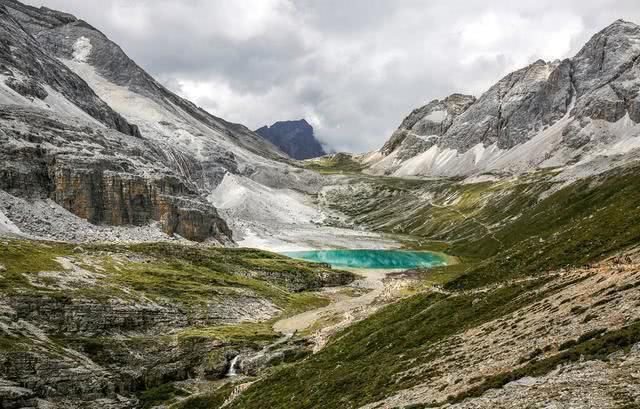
[262, 118, 313, 131]
[599, 18, 640, 34]
[254, 119, 325, 160]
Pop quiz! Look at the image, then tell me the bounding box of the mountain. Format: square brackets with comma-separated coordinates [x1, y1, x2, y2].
[217, 20, 640, 409]
[0, 0, 315, 244]
[255, 119, 327, 160]
[366, 19, 640, 178]
[3, 3, 640, 408]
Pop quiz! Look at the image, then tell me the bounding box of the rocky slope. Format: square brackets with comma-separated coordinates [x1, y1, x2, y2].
[3, 3, 640, 408]
[256, 119, 327, 160]
[0, 0, 324, 244]
[367, 19, 640, 178]
[0, 239, 354, 408]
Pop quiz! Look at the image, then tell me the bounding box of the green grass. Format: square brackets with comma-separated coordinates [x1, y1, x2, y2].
[227, 278, 553, 409]
[173, 383, 236, 409]
[304, 154, 366, 174]
[447, 164, 640, 289]
[224, 164, 640, 408]
[0, 336, 31, 352]
[0, 240, 71, 292]
[139, 383, 188, 409]
[0, 240, 351, 311]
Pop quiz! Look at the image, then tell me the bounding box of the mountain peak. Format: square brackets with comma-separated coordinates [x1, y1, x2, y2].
[590, 18, 640, 39]
[256, 119, 326, 160]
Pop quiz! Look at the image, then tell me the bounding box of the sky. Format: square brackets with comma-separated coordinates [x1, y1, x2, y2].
[24, 0, 640, 153]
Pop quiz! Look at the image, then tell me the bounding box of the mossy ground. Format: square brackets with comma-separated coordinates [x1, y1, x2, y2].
[303, 154, 366, 174]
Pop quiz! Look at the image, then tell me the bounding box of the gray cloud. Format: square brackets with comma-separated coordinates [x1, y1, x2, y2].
[25, 0, 640, 152]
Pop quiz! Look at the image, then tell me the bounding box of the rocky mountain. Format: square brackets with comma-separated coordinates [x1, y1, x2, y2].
[3, 2, 640, 408]
[256, 119, 327, 160]
[367, 19, 640, 178]
[0, 0, 317, 244]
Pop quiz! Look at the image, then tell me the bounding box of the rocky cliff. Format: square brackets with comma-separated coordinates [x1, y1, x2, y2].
[369, 19, 640, 178]
[256, 119, 327, 160]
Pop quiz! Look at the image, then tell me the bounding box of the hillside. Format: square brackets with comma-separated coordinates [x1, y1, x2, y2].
[225, 137, 640, 409]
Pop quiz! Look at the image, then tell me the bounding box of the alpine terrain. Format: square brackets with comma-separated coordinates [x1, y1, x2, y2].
[255, 119, 327, 160]
[0, 1, 639, 408]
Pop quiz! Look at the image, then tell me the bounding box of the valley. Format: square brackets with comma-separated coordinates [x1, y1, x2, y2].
[1, 1, 640, 408]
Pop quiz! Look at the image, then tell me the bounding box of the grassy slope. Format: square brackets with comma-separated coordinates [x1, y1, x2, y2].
[449, 164, 640, 288]
[0, 239, 352, 403]
[227, 163, 640, 409]
[0, 240, 353, 307]
[303, 154, 366, 174]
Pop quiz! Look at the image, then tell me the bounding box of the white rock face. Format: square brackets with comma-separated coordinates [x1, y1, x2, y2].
[71, 36, 91, 62]
[0, 209, 20, 235]
[210, 173, 397, 252]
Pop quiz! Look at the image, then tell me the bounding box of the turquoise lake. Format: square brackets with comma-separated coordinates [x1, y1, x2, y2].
[282, 249, 447, 270]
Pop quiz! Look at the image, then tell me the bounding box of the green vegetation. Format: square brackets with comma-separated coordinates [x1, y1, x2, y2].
[228, 279, 552, 409]
[0, 240, 71, 291]
[0, 240, 350, 312]
[448, 164, 640, 288]
[324, 164, 640, 289]
[173, 383, 236, 409]
[304, 153, 366, 174]
[4, 157, 640, 408]
[139, 383, 188, 409]
[225, 164, 640, 409]
[0, 336, 31, 352]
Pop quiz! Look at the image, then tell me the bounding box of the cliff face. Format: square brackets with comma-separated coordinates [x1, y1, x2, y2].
[371, 20, 640, 178]
[0, 4, 139, 137]
[0, 105, 231, 243]
[256, 119, 327, 160]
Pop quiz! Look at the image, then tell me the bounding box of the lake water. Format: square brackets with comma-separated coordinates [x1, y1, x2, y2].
[282, 249, 447, 270]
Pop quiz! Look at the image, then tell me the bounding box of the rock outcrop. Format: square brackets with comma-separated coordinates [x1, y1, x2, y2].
[0, 3, 139, 137]
[0, 240, 355, 408]
[0, 106, 231, 242]
[256, 119, 327, 160]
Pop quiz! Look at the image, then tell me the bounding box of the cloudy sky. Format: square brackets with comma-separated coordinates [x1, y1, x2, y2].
[24, 0, 640, 152]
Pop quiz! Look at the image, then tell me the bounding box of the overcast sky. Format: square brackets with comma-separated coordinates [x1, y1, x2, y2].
[24, 0, 640, 152]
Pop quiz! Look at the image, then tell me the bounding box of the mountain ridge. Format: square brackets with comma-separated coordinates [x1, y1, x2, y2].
[366, 19, 640, 178]
[0, 0, 327, 244]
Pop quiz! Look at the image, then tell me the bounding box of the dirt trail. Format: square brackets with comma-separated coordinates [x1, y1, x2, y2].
[273, 268, 391, 335]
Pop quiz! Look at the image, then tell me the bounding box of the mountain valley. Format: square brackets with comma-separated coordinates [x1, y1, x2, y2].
[0, 1, 640, 408]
